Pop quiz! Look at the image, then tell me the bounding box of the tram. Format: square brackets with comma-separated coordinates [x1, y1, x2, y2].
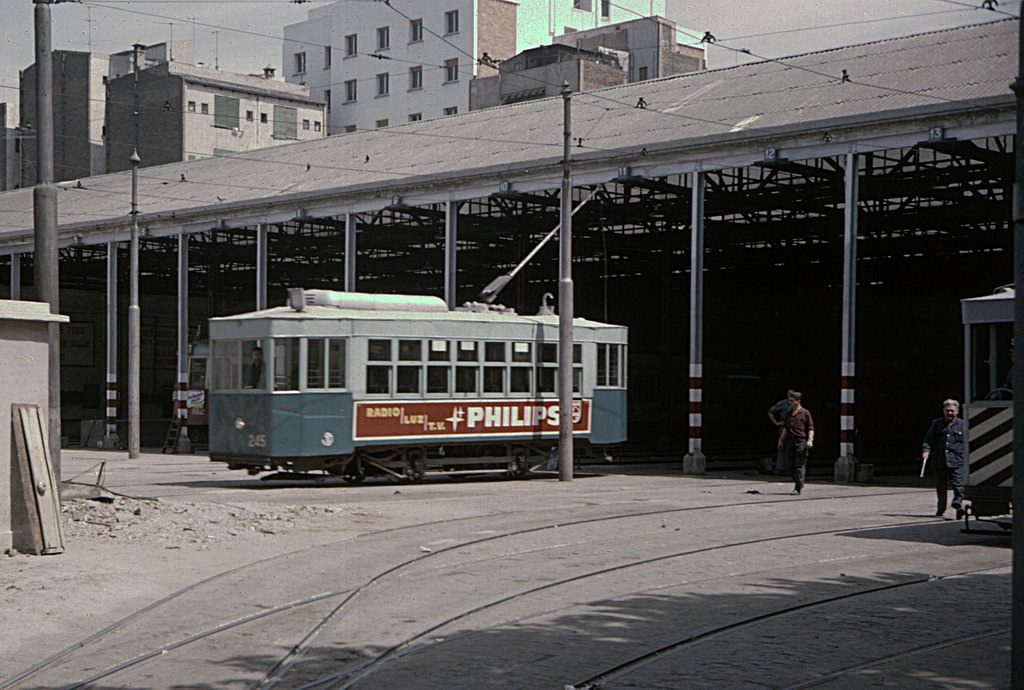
[206, 288, 628, 481]
[961, 286, 1013, 530]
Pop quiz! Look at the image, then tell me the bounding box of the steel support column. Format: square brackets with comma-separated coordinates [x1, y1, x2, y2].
[344, 213, 356, 292]
[684, 171, 706, 474]
[444, 200, 457, 309]
[255, 223, 267, 310]
[836, 152, 859, 482]
[104, 242, 118, 447]
[175, 232, 191, 452]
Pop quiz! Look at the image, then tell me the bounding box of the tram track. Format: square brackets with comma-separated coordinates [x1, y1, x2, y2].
[1, 489, 945, 689]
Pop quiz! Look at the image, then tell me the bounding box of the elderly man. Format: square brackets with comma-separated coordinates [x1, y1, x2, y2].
[921, 399, 967, 519]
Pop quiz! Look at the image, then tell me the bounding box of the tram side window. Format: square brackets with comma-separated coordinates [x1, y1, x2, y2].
[274, 338, 300, 391]
[597, 343, 624, 387]
[456, 366, 477, 393]
[536, 367, 556, 393]
[367, 366, 390, 394]
[328, 339, 346, 388]
[213, 340, 241, 390]
[399, 339, 422, 360]
[427, 365, 449, 393]
[971, 323, 1013, 401]
[485, 342, 505, 362]
[483, 366, 504, 393]
[457, 340, 478, 362]
[512, 342, 531, 362]
[308, 338, 326, 389]
[510, 366, 531, 393]
[429, 339, 449, 361]
[397, 365, 420, 393]
[368, 339, 391, 361]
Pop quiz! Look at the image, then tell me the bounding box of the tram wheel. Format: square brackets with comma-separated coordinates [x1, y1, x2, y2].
[507, 454, 530, 479]
[405, 451, 427, 482]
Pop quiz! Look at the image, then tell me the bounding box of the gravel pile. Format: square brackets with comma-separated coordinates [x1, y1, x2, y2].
[61, 496, 352, 549]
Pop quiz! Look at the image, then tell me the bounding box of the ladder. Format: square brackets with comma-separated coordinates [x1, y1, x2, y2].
[162, 417, 182, 454]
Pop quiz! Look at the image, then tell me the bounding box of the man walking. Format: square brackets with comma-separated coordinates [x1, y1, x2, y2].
[778, 391, 814, 495]
[921, 399, 967, 519]
[767, 390, 795, 474]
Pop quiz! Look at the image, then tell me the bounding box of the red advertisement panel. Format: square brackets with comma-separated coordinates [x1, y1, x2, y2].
[354, 399, 591, 440]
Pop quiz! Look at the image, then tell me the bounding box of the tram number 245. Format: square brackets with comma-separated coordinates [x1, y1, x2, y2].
[247, 434, 268, 448]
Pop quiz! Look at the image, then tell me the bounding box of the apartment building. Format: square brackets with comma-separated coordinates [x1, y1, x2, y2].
[106, 59, 326, 173]
[17, 50, 110, 186]
[282, 0, 664, 132]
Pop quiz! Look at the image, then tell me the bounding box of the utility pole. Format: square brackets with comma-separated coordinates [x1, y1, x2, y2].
[1010, 6, 1023, 685]
[34, 0, 62, 478]
[128, 150, 141, 459]
[558, 82, 573, 482]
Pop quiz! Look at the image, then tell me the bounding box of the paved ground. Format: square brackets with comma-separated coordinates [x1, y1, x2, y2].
[1, 450, 1012, 689]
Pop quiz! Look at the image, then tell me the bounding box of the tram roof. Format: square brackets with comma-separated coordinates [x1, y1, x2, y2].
[961, 286, 1014, 325]
[0, 18, 1016, 249]
[209, 304, 624, 331]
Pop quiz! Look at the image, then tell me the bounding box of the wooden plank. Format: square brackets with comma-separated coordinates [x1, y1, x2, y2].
[12, 404, 64, 555]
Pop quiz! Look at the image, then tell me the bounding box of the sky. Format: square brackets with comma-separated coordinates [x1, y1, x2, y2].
[0, 0, 1018, 123]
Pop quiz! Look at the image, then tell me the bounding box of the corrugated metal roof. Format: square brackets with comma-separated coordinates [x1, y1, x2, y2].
[0, 18, 1015, 243]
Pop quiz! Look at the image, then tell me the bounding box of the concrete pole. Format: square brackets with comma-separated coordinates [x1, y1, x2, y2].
[444, 201, 458, 309]
[104, 242, 118, 447]
[836, 152, 859, 483]
[344, 212, 357, 292]
[1009, 7, 1024, 685]
[128, 150, 141, 458]
[255, 223, 267, 310]
[10, 253, 20, 299]
[34, 0, 61, 477]
[683, 171, 706, 474]
[558, 83, 574, 482]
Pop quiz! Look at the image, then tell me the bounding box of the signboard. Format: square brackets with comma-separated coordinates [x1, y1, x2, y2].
[354, 399, 591, 441]
[60, 321, 94, 367]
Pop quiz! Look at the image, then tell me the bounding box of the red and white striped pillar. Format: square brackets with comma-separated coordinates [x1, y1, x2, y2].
[684, 171, 706, 473]
[104, 241, 119, 447]
[840, 362, 855, 459]
[105, 373, 117, 439]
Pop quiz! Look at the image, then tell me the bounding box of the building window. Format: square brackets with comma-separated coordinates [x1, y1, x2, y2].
[377, 72, 390, 96]
[273, 105, 298, 139]
[246, 110, 254, 122]
[409, 65, 422, 90]
[260, 112, 268, 123]
[377, 26, 390, 50]
[314, 121, 322, 132]
[445, 9, 459, 35]
[345, 124, 357, 133]
[345, 34, 357, 57]
[345, 79, 357, 103]
[443, 106, 458, 116]
[376, 118, 389, 128]
[294, 51, 307, 74]
[573, 0, 592, 9]
[410, 18, 423, 42]
[638, 66, 648, 81]
[324, 45, 332, 68]
[409, 112, 422, 122]
[323, 89, 331, 112]
[214, 95, 240, 129]
[201, 102, 209, 114]
[444, 58, 459, 83]
[187, 100, 196, 112]
[601, 0, 610, 17]
[302, 118, 310, 130]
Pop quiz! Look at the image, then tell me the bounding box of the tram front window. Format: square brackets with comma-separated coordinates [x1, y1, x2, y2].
[970, 322, 1013, 401]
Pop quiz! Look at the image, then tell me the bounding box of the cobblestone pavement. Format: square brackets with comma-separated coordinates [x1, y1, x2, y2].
[1, 450, 1011, 689]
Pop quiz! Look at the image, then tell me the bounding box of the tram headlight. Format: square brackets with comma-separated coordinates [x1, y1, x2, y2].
[234, 417, 246, 431]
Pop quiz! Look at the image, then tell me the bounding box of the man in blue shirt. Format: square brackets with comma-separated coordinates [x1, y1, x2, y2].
[921, 399, 967, 519]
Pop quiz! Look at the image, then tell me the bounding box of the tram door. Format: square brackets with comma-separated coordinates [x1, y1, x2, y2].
[961, 288, 1013, 517]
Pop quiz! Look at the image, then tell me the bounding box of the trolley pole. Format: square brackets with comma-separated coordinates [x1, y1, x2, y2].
[128, 150, 141, 459]
[33, 0, 61, 478]
[558, 83, 573, 482]
[1010, 7, 1024, 685]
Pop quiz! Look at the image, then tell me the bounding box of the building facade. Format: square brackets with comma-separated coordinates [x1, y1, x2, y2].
[106, 60, 326, 173]
[552, 16, 705, 82]
[282, 0, 664, 132]
[17, 50, 109, 186]
[470, 44, 628, 110]
[0, 104, 19, 191]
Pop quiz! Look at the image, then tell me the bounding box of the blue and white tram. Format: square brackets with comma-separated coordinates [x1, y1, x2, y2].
[961, 287, 1013, 528]
[207, 288, 628, 481]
